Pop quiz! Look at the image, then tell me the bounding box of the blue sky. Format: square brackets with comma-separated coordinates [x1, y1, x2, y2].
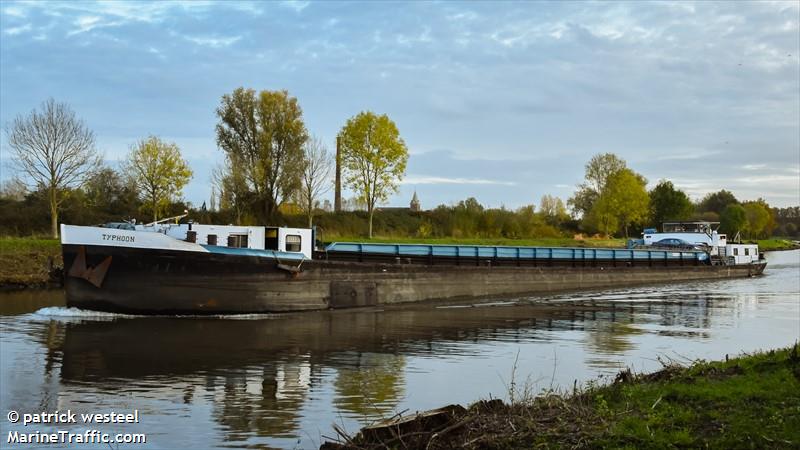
[1, 1, 798, 210]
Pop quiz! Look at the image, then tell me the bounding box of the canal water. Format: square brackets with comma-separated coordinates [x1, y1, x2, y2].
[1, 250, 798, 449]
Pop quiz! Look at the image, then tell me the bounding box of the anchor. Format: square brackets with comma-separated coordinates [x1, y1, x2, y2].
[68, 246, 112, 288]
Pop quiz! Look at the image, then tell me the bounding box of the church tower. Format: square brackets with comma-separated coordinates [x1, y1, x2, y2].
[410, 191, 421, 212]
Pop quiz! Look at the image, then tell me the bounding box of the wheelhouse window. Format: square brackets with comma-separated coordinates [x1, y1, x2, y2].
[733, 248, 739, 256]
[285, 234, 302, 252]
[744, 248, 750, 256]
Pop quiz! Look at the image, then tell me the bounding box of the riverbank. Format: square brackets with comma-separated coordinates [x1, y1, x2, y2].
[0, 237, 61, 289]
[322, 345, 800, 449]
[749, 238, 800, 251]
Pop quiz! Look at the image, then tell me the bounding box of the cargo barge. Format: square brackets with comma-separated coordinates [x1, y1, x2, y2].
[60, 221, 766, 314]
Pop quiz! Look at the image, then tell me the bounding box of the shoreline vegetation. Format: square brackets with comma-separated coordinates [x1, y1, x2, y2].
[321, 345, 800, 450]
[0, 237, 61, 290]
[0, 236, 797, 290]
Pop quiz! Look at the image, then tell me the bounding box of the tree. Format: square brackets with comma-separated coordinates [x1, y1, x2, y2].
[338, 111, 409, 238]
[83, 166, 140, 219]
[742, 200, 771, 239]
[584, 153, 628, 193]
[215, 87, 307, 222]
[539, 194, 569, 226]
[125, 136, 192, 222]
[0, 177, 27, 201]
[297, 136, 333, 228]
[649, 180, 694, 227]
[719, 204, 747, 237]
[590, 168, 649, 237]
[698, 190, 738, 215]
[5, 98, 101, 237]
[213, 154, 252, 225]
[586, 195, 619, 237]
[457, 197, 484, 214]
[568, 153, 627, 219]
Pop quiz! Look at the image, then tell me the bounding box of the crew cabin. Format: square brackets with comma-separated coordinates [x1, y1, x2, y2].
[146, 223, 313, 259]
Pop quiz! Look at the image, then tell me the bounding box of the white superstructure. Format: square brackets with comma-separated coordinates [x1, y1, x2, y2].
[65, 221, 314, 259]
[641, 222, 761, 265]
[643, 222, 726, 253]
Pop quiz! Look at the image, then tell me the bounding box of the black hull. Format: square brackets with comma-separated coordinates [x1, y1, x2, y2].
[62, 244, 767, 315]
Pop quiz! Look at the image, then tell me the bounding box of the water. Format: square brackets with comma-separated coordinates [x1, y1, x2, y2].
[1, 251, 798, 449]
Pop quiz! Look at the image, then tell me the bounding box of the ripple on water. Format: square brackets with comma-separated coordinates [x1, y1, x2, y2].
[26, 306, 289, 322]
[29, 306, 138, 321]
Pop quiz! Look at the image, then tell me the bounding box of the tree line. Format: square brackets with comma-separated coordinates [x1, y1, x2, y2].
[2, 97, 797, 241]
[3, 93, 409, 238]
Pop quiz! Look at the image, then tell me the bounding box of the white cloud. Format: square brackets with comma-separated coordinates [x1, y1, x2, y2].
[402, 176, 516, 186]
[446, 11, 478, 22]
[396, 27, 432, 46]
[183, 34, 241, 48]
[2, 6, 26, 17]
[69, 15, 103, 35]
[656, 150, 721, 161]
[3, 23, 31, 35]
[741, 164, 766, 170]
[280, 1, 309, 13]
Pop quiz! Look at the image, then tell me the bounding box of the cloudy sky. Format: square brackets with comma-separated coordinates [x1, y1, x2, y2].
[1, 1, 798, 210]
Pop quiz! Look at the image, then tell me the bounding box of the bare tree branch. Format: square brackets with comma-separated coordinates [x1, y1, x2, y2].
[4, 98, 101, 237]
[297, 136, 333, 227]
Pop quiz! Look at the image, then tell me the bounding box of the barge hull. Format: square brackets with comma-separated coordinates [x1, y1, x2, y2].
[62, 244, 766, 315]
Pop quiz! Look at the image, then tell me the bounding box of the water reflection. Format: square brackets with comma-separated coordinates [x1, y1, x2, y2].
[333, 353, 405, 418]
[0, 250, 797, 449]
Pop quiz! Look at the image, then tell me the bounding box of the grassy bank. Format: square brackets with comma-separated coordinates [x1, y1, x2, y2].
[753, 238, 800, 252]
[0, 237, 61, 288]
[324, 345, 800, 449]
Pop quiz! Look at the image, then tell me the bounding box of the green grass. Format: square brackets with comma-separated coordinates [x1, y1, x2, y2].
[753, 238, 800, 252]
[330, 345, 800, 449]
[597, 346, 800, 448]
[0, 237, 61, 287]
[324, 235, 627, 249]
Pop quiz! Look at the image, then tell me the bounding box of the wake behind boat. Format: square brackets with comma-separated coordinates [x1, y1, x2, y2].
[60, 220, 766, 315]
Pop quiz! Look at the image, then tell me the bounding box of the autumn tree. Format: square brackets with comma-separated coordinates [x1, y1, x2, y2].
[742, 200, 775, 239]
[720, 204, 747, 237]
[590, 168, 649, 237]
[297, 136, 333, 227]
[567, 153, 627, 218]
[125, 136, 192, 222]
[215, 87, 307, 222]
[338, 111, 408, 238]
[83, 167, 140, 218]
[539, 194, 569, 226]
[649, 180, 694, 227]
[698, 190, 738, 215]
[212, 154, 251, 225]
[5, 98, 101, 237]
